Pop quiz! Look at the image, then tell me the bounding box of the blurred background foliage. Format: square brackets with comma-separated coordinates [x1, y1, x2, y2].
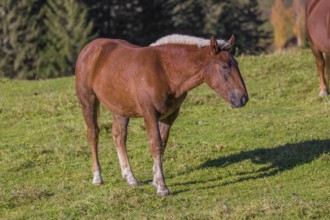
[0, 0, 305, 79]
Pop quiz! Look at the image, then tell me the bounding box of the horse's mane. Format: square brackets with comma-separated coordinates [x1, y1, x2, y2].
[150, 34, 231, 50]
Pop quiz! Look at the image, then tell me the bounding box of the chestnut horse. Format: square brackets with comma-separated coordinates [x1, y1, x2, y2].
[75, 34, 248, 196]
[306, 0, 330, 96]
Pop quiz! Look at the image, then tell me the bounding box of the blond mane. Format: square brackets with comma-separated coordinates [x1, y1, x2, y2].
[150, 34, 231, 50]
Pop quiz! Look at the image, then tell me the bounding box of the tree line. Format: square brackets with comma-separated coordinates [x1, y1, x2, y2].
[271, 0, 306, 50]
[0, 0, 269, 79]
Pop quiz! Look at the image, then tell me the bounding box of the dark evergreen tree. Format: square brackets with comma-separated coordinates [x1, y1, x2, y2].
[0, 0, 43, 79]
[40, 0, 94, 78]
[0, 0, 272, 80]
[215, 0, 270, 55]
[172, 0, 206, 37]
[81, 0, 117, 38]
[82, 0, 176, 45]
[82, 0, 140, 41]
[135, 0, 176, 45]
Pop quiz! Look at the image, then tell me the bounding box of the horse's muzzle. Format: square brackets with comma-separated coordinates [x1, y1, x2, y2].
[230, 92, 248, 108]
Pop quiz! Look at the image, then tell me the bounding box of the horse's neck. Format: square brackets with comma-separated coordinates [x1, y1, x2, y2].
[157, 45, 209, 97]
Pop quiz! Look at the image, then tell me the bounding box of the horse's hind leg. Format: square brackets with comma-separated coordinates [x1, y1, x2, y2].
[325, 54, 330, 93]
[112, 114, 139, 186]
[311, 46, 328, 96]
[79, 92, 103, 185]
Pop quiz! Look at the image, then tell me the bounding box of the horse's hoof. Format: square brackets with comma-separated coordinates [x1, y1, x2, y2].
[92, 177, 103, 185]
[152, 182, 170, 196]
[92, 171, 103, 185]
[319, 90, 329, 97]
[127, 178, 140, 186]
[151, 181, 157, 188]
[157, 188, 170, 197]
[93, 181, 103, 186]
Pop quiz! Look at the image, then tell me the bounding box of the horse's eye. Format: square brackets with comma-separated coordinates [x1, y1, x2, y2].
[220, 64, 230, 81]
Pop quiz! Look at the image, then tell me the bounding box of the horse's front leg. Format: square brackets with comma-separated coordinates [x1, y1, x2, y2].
[112, 114, 139, 186]
[151, 109, 180, 189]
[143, 109, 169, 196]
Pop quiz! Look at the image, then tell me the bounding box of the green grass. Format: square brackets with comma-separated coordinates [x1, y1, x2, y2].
[1, 49, 330, 219]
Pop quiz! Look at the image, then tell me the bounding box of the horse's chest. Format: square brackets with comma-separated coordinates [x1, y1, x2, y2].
[156, 93, 187, 119]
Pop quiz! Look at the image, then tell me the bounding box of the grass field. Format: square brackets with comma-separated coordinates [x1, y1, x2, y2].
[1, 49, 329, 219]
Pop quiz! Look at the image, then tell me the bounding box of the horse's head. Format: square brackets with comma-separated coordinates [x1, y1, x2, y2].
[203, 36, 248, 108]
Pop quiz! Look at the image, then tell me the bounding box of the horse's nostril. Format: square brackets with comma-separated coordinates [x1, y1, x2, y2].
[241, 95, 248, 105]
[229, 90, 248, 108]
[241, 97, 245, 105]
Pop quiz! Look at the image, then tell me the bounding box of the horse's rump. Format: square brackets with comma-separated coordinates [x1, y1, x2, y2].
[306, 0, 330, 53]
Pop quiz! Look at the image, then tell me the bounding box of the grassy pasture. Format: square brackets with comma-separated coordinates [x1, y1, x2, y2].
[0, 49, 329, 219]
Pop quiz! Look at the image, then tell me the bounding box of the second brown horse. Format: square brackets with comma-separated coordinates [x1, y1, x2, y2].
[75, 34, 248, 196]
[306, 0, 330, 96]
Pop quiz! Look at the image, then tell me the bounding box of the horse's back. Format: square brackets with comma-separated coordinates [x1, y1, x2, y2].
[306, 0, 330, 53]
[76, 38, 139, 85]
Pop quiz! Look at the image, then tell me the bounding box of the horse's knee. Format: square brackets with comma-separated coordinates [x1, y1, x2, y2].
[112, 115, 129, 141]
[87, 126, 100, 139]
[112, 125, 127, 145]
[150, 142, 163, 158]
[112, 126, 121, 139]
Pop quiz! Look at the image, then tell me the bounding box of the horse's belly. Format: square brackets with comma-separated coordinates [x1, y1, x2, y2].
[99, 95, 142, 117]
[93, 78, 143, 117]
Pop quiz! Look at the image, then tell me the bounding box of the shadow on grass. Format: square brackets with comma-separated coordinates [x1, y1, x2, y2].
[171, 139, 330, 195]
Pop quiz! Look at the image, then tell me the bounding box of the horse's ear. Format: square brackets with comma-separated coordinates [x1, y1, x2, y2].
[228, 35, 235, 46]
[210, 36, 220, 55]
